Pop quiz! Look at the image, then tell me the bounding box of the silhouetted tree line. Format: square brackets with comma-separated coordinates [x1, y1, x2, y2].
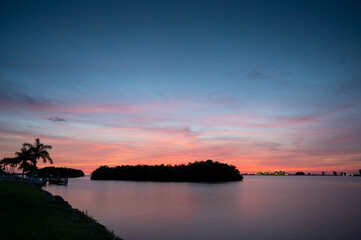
[91, 160, 243, 182]
[36, 167, 85, 178]
[295, 172, 305, 175]
[1, 157, 28, 175]
[0, 138, 52, 178]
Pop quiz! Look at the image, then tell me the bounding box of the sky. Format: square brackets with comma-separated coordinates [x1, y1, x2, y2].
[1, 0, 361, 174]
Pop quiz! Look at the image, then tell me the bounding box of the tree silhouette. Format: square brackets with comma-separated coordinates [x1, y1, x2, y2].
[23, 138, 53, 176]
[0, 139, 53, 177]
[0, 157, 20, 174]
[37, 167, 84, 178]
[91, 160, 243, 182]
[15, 146, 34, 180]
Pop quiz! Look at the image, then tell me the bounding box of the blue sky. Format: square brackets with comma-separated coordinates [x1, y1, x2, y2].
[1, 0, 361, 173]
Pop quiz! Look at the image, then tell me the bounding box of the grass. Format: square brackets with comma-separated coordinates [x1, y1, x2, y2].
[0, 181, 122, 240]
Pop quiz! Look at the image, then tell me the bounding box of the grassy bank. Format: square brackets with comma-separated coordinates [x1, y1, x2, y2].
[0, 181, 122, 240]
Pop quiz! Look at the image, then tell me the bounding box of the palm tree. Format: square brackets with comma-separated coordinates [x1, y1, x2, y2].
[15, 146, 33, 180]
[23, 138, 53, 177]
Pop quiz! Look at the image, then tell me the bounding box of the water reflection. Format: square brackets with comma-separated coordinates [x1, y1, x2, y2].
[44, 176, 361, 240]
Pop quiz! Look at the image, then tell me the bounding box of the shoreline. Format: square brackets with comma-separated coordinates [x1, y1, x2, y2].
[0, 180, 122, 240]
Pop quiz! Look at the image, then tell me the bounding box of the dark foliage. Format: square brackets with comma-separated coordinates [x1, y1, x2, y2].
[1, 138, 53, 177]
[295, 172, 305, 175]
[91, 160, 243, 182]
[37, 167, 85, 178]
[0, 157, 21, 174]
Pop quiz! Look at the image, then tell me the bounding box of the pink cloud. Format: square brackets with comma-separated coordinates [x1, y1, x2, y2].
[1, 94, 360, 174]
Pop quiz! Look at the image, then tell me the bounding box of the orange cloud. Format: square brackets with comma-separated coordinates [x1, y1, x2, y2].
[1, 97, 360, 174]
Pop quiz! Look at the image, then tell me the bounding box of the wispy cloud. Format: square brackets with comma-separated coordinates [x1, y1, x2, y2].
[45, 117, 66, 122]
[1, 90, 360, 173]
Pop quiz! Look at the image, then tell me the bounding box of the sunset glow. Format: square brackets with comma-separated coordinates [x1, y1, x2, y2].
[1, 0, 360, 174]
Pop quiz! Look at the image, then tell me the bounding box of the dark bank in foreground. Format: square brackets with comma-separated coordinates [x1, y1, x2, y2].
[0, 181, 121, 240]
[91, 160, 243, 182]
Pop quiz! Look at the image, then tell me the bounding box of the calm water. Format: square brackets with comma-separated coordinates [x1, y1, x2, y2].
[44, 176, 361, 240]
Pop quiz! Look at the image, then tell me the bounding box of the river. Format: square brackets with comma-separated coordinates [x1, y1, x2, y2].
[44, 176, 361, 240]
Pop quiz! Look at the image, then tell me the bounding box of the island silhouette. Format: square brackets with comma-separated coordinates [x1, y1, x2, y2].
[37, 167, 85, 178]
[91, 160, 243, 182]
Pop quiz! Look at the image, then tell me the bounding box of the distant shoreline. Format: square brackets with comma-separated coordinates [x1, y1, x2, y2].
[242, 174, 361, 177]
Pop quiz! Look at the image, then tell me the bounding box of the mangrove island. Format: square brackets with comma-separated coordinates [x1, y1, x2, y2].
[91, 160, 243, 182]
[37, 167, 85, 178]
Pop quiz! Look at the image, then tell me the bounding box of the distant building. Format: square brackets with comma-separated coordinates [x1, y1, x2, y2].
[256, 170, 288, 175]
[274, 170, 287, 175]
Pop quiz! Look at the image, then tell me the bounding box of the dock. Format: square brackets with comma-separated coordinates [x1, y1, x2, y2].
[43, 177, 68, 186]
[0, 175, 68, 186]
